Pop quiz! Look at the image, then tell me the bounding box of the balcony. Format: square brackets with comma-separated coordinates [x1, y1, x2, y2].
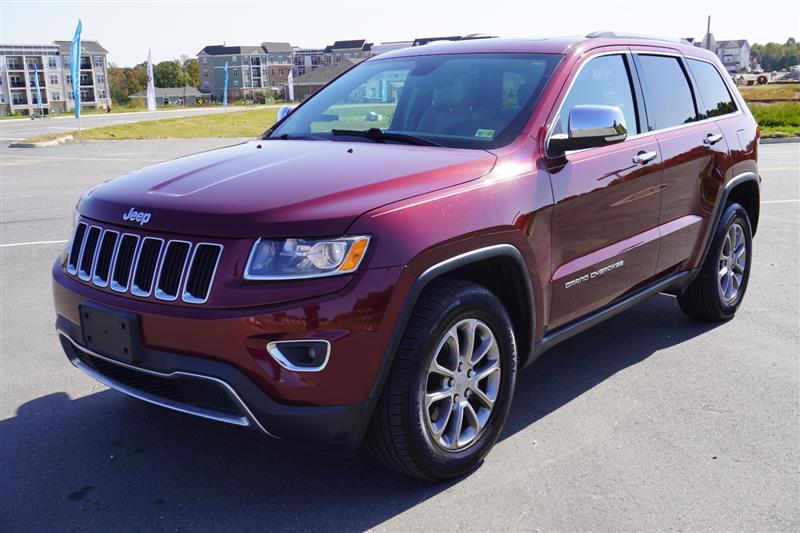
[10, 81, 26, 88]
[80, 60, 92, 70]
[11, 98, 29, 106]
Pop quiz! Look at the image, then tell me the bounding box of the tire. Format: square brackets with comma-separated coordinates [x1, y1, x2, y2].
[365, 279, 517, 480]
[678, 202, 753, 320]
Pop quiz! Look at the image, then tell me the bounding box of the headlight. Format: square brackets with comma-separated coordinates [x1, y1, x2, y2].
[244, 235, 370, 280]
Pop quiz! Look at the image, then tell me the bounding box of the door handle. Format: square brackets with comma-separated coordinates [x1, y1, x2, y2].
[704, 133, 724, 145]
[632, 151, 657, 165]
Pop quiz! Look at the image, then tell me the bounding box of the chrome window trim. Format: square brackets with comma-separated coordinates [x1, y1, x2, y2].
[66, 222, 88, 275]
[181, 242, 224, 304]
[78, 225, 102, 281]
[58, 331, 276, 437]
[544, 49, 743, 157]
[91, 229, 119, 288]
[130, 236, 164, 298]
[154, 240, 193, 302]
[266, 339, 332, 372]
[110, 233, 140, 293]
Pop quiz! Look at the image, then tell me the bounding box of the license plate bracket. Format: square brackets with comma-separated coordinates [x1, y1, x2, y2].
[79, 302, 141, 364]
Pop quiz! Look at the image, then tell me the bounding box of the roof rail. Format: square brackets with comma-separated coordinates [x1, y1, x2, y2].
[586, 31, 691, 45]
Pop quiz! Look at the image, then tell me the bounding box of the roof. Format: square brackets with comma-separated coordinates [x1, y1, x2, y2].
[130, 86, 203, 98]
[373, 35, 719, 62]
[54, 40, 108, 54]
[324, 39, 369, 52]
[261, 42, 293, 53]
[717, 40, 749, 48]
[198, 44, 265, 56]
[290, 58, 363, 84]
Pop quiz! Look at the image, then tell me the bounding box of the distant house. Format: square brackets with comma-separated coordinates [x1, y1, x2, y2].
[286, 58, 363, 100]
[412, 36, 462, 47]
[716, 40, 751, 73]
[323, 40, 373, 65]
[695, 33, 751, 73]
[130, 86, 203, 106]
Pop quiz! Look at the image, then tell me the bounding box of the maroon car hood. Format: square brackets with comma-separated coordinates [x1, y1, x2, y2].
[80, 140, 496, 238]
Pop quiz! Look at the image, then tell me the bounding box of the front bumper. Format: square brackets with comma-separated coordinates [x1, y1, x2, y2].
[57, 317, 376, 455]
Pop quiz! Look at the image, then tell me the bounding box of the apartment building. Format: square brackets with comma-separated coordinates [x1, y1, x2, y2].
[197, 42, 292, 100]
[0, 40, 110, 116]
[323, 39, 373, 65]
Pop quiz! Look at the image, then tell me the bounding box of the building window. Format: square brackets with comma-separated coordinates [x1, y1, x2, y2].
[203, 81, 209, 89]
[233, 80, 239, 86]
[48, 57, 58, 69]
[204, 70, 208, 77]
[233, 70, 238, 77]
[0, 94, 4, 103]
[49, 74, 59, 85]
[65, 74, 71, 84]
[93, 56, 103, 67]
[97, 73, 105, 84]
[67, 91, 73, 100]
[80, 75, 90, 85]
[80, 89, 91, 102]
[98, 88, 106, 99]
[63, 58, 69, 68]
[51, 91, 61, 101]
[232, 56, 237, 63]
[202, 57, 207, 65]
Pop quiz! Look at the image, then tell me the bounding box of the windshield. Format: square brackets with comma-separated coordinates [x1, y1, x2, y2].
[267, 53, 561, 149]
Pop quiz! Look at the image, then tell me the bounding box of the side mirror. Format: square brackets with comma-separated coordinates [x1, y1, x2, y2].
[549, 104, 627, 155]
[276, 105, 295, 122]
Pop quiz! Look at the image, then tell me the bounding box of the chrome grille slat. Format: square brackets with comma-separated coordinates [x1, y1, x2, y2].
[131, 237, 164, 297]
[78, 226, 101, 281]
[66, 223, 222, 304]
[154, 240, 191, 301]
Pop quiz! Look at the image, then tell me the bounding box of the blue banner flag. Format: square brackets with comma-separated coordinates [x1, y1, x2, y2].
[222, 62, 228, 107]
[70, 19, 82, 119]
[33, 63, 43, 113]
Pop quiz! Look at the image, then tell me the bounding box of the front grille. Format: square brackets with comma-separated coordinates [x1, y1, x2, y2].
[66, 222, 223, 304]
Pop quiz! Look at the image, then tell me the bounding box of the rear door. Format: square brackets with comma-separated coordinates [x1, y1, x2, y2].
[546, 51, 663, 329]
[631, 51, 732, 273]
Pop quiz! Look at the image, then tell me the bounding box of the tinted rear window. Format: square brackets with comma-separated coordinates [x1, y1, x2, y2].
[687, 58, 737, 118]
[637, 55, 698, 130]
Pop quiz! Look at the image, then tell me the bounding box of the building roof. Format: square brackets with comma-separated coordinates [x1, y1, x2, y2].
[290, 58, 363, 84]
[198, 44, 266, 56]
[54, 40, 108, 54]
[717, 39, 749, 48]
[324, 39, 369, 52]
[261, 42, 293, 53]
[130, 86, 203, 98]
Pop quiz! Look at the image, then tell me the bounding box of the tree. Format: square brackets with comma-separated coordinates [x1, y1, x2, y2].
[751, 38, 799, 71]
[182, 58, 200, 88]
[153, 60, 188, 88]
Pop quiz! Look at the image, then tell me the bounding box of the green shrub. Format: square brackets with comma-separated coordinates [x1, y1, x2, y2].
[748, 102, 800, 128]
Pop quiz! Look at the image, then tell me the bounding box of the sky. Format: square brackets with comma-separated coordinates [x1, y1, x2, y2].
[1, 0, 798, 66]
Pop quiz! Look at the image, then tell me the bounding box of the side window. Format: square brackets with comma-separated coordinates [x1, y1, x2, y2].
[687, 59, 737, 118]
[636, 55, 698, 129]
[555, 54, 638, 136]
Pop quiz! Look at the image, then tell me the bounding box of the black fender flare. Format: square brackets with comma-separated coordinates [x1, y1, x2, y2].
[368, 243, 535, 400]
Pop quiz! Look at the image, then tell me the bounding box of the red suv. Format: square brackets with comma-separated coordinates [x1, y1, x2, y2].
[53, 33, 760, 480]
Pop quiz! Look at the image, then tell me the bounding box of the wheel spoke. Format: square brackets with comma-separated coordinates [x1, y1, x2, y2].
[425, 389, 452, 409]
[431, 360, 456, 378]
[470, 385, 495, 408]
[445, 400, 465, 447]
[470, 335, 494, 366]
[459, 319, 477, 362]
[474, 360, 500, 382]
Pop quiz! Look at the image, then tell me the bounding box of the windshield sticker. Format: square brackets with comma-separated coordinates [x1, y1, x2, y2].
[475, 129, 495, 139]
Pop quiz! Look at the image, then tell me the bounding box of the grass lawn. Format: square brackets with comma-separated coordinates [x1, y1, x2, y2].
[23, 107, 279, 142]
[739, 83, 800, 101]
[748, 102, 800, 138]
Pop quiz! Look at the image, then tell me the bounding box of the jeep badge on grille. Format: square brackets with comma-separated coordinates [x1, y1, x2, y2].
[123, 208, 151, 226]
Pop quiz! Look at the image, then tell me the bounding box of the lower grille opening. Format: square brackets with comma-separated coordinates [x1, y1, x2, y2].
[74, 348, 240, 415]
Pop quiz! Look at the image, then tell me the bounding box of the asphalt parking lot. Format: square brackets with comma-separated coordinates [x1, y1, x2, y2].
[1, 140, 798, 532]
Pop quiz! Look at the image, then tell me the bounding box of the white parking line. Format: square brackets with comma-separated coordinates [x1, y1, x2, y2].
[761, 199, 799, 204]
[1, 154, 160, 162]
[0, 239, 67, 248]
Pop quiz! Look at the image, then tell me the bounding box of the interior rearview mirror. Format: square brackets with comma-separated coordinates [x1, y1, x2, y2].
[549, 104, 627, 155]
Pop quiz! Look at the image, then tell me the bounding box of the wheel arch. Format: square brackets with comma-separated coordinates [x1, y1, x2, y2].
[368, 244, 535, 400]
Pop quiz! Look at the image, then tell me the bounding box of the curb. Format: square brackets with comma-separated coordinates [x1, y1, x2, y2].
[9, 134, 74, 148]
[761, 137, 800, 144]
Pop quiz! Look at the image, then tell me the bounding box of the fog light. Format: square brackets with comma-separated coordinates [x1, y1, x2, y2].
[266, 340, 331, 372]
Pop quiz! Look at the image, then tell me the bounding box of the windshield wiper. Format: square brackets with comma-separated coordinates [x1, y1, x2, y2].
[330, 128, 441, 147]
[264, 133, 327, 141]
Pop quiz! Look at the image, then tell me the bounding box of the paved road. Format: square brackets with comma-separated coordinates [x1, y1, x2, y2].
[0, 105, 272, 144]
[1, 141, 798, 532]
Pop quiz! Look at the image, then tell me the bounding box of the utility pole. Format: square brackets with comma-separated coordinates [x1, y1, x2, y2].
[705, 15, 712, 50]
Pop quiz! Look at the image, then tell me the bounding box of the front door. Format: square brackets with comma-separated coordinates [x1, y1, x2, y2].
[546, 52, 663, 329]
